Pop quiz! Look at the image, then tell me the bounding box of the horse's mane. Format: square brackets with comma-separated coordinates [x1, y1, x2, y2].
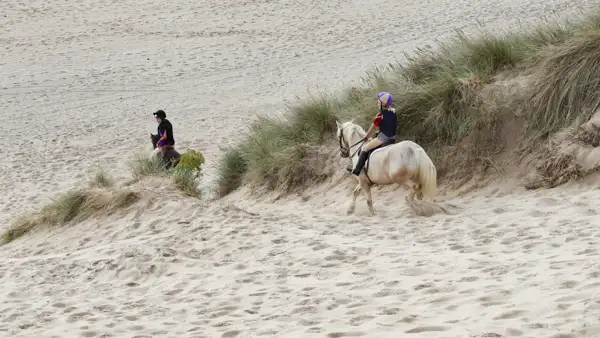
[343, 121, 367, 138]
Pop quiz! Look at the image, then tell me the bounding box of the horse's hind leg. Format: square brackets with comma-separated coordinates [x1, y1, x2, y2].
[404, 180, 418, 203]
[415, 187, 424, 201]
[347, 183, 361, 215]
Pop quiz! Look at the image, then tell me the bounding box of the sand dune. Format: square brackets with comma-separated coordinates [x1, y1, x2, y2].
[3, 177, 600, 337]
[3, 0, 600, 337]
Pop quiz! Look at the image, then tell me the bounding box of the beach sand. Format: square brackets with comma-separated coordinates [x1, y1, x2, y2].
[2, 0, 600, 337]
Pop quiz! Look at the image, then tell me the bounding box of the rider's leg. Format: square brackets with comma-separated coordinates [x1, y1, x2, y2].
[347, 138, 383, 175]
[363, 138, 384, 152]
[150, 147, 162, 161]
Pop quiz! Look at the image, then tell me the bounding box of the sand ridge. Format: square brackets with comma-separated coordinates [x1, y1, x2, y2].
[3, 0, 600, 337]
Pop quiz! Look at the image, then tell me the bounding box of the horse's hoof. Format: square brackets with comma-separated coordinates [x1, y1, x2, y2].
[346, 209, 354, 215]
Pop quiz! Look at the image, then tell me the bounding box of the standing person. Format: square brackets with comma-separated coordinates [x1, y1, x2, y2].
[346, 92, 397, 176]
[151, 109, 175, 161]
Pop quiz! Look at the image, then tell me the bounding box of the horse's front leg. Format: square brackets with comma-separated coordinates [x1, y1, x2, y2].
[347, 183, 361, 215]
[362, 181, 375, 216]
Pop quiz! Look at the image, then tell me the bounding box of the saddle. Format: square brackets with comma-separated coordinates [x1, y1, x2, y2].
[364, 138, 395, 181]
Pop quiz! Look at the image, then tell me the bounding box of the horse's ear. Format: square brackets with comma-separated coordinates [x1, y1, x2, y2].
[335, 120, 341, 129]
[350, 118, 355, 124]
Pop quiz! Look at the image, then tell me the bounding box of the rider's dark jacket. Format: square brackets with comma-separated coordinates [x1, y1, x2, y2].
[157, 119, 175, 147]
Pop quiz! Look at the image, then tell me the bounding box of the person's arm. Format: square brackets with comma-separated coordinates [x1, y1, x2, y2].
[157, 130, 168, 147]
[365, 113, 382, 139]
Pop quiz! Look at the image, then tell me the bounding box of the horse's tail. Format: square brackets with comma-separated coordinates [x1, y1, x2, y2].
[416, 149, 437, 199]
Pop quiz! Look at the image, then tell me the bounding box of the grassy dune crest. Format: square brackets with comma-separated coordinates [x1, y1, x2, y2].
[2, 149, 207, 245]
[1, 185, 140, 245]
[215, 10, 600, 197]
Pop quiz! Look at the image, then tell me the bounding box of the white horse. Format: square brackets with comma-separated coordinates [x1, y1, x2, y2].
[336, 120, 438, 216]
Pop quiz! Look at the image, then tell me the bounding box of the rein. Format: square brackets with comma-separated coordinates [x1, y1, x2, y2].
[338, 127, 365, 158]
[338, 126, 374, 185]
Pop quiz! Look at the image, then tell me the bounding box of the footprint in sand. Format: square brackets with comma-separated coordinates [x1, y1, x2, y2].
[492, 309, 524, 320]
[326, 332, 366, 337]
[222, 331, 241, 338]
[67, 312, 93, 323]
[404, 326, 450, 333]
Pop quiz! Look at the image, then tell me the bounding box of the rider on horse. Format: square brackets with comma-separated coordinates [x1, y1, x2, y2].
[151, 109, 176, 160]
[347, 91, 397, 176]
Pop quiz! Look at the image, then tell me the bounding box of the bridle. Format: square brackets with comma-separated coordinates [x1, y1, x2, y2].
[338, 126, 365, 158]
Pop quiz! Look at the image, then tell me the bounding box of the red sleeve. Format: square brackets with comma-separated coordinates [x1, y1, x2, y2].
[373, 113, 383, 126]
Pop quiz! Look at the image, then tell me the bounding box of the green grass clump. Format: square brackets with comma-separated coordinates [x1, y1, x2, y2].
[88, 168, 115, 188]
[1, 185, 140, 245]
[215, 9, 600, 197]
[399, 29, 525, 85]
[527, 30, 600, 138]
[171, 149, 205, 197]
[215, 146, 248, 198]
[130, 155, 165, 179]
[129, 149, 206, 198]
[2, 149, 208, 244]
[178, 149, 205, 176]
[215, 95, 339, 195]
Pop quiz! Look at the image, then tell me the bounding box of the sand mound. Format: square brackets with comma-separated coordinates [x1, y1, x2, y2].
[525, 110, 600, 189]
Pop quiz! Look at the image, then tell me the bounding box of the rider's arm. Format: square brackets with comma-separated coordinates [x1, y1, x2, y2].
[365, 113, 382, 139]
[373, 112, 383, 126]
[157, 130, 168, 147]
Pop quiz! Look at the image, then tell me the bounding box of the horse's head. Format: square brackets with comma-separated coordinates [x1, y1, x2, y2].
[336, 119, 358, 158]
[150, 133, 159, 149]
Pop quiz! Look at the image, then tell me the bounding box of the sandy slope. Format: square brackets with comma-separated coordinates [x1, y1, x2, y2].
[2, 177, 600, 337]
[3, 0, 600, 337]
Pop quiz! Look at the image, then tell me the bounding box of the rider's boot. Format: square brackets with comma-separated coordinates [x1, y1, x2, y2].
[347, 151, 369, 176]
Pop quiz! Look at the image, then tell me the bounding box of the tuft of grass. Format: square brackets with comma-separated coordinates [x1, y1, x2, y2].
[215, 146, 248, 198]
[215, 94, 339, 196]
[286, 94, 341, 143]
[178, 149, 205, 176]
[527, 30, 600, 138]
[128, 149, 206, 198]
[130, 155, 165, 179]
[1, 188, 140, 245]
[170, 149, 205, 197]
[88, 168, 114, 188]
[399, 29, 527, 85]
[171, 166, 201, 197]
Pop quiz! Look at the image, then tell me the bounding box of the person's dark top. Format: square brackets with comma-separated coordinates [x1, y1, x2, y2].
[157, 118, 175, 147]
[373, 108, 397, 138]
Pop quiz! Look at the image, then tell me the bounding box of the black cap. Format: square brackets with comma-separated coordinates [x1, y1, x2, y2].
[153, 110, 166, 119]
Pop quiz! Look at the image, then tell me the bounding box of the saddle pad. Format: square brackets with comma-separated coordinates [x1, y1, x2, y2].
[371, 144, 391, 155]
